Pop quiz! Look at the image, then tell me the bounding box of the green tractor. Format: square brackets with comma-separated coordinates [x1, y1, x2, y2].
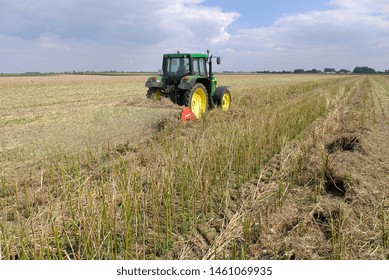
[145, 50, 231, 119]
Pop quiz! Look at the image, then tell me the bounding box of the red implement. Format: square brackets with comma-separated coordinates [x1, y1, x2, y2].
[181, 107, 197, 122]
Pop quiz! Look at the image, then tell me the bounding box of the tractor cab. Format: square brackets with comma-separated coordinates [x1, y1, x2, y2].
[145, 51, 231, 119]
[162, 53, 209, 80]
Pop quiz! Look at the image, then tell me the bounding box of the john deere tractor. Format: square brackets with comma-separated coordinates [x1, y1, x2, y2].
[145, 50, 231, 119]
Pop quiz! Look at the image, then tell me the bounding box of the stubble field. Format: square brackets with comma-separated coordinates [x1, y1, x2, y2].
[0, 74, 388, 259]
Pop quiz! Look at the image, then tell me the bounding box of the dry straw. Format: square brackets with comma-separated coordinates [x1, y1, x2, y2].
[1, 74, 388, 259]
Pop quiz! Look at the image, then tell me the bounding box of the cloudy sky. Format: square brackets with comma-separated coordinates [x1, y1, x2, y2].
[1, 0, 389, 73]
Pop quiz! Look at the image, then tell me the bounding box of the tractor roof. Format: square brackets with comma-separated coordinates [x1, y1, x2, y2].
[164, 53, 208, 59]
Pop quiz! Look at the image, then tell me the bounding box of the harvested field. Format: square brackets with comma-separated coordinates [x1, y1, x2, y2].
[0, 75, 179, 181]
[0, 74, 388, 260]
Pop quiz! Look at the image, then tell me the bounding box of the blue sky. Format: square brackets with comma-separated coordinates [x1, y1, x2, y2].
[1, 0, 389, 73]
[204, 0, 331, 29]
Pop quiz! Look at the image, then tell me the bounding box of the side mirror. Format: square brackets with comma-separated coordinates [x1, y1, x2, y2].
[217, 57, 221, 65]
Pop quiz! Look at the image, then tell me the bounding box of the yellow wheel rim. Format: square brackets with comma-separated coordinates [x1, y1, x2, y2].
[153, 89, 162, 101]
[191, 88, 207, 118]
[221, 93, 231, 111]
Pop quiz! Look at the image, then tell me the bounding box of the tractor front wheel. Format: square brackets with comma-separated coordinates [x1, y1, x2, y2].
[184, 83, 208, 119]
[146, 88, 163, 101]
[214, 87, 231, 111]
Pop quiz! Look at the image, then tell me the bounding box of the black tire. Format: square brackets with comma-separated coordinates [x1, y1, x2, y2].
[214, 87, 231, 111]
[184, 83, 208, 119]
[146, 88, 163, 101]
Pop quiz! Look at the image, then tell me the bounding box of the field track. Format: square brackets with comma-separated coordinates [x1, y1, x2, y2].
[1, 74, 388, 260]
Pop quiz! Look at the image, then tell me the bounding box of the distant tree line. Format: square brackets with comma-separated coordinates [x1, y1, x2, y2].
[2, 66, 389, 76]
[292, 68, 351, 74]
[253, 66, 388, 74]
[286, 66, 387, 74]
[0, 71, 153, 77]
[352, 66, 377, 74]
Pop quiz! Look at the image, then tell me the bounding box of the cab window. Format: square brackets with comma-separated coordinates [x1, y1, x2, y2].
[164, 57, 190, 77]
[199, 58, 206, 76]
[193, 58, 207, 77]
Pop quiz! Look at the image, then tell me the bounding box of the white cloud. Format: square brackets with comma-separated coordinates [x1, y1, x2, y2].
[220, 48, 235, 54]
[155, 1, 238, 46]
[1, 0, 389, 72]
[0, 0, 239, 72]
[330, 0, 389, 14]
[39, 35, 72, 51]
[223, 0, 389, 71]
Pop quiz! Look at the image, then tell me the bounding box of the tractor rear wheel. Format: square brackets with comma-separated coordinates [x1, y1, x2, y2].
[184, 83, 208, 119]
[146, 88, 163, 101]
[214, 88, 231, 111]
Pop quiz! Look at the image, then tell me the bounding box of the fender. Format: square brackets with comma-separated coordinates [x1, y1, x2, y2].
[145, 76, 165, 89]
[178, 76, 209, 90]
[177, 77, 197, 90]
[214, 86, 230, 97]
[213, 86, 230, 96]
